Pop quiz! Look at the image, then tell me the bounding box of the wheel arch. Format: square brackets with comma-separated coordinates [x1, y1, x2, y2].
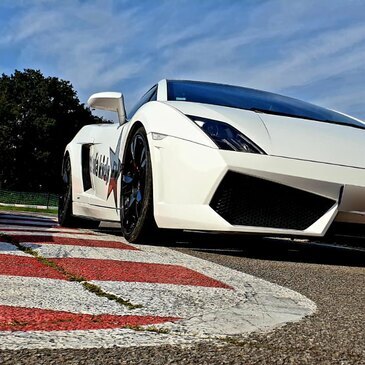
[62, 142, 84, 208]
[121, 101, 216, 228]
[129, 101, 215, 147]
[61, 150, 71, 175]
[126, 120, 146, 139]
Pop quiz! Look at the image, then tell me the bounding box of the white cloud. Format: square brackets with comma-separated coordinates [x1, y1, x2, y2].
[0, 0, 144, 101]
[243, 24, 365, 90]
[0, 0, 364, 118]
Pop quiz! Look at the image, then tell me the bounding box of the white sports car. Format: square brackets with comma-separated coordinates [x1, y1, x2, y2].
[58, 79, 365, 242]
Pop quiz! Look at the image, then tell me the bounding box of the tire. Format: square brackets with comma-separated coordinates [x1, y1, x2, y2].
[58, 155, 100, 229]
[120, 127, 158, 242]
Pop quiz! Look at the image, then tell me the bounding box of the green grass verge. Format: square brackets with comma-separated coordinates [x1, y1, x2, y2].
[0, 190, 58, 206]
[0, 205, 58, 215]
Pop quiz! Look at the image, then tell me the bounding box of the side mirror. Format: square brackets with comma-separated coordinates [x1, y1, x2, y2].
[88, 92, 126, 125]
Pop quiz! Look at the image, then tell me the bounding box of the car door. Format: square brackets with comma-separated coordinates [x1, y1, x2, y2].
[88, 122, 127, 210]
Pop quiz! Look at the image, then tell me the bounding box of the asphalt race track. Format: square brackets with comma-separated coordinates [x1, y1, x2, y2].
[0, 212, 364, 364]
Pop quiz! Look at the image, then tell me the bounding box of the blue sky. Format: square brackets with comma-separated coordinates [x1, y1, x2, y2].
[1, 0, 365, 120]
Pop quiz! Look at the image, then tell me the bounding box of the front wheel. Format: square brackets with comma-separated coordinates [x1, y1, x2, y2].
[120, 127, 157, 242]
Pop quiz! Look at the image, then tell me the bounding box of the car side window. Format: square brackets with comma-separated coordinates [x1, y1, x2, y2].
[127, 85, 157, 120]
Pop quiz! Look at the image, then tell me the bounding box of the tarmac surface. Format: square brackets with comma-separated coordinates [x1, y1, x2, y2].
[0, 212, 364, 364]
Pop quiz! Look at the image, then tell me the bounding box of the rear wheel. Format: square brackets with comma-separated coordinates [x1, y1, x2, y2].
[58, 155, 100, 228]
[120, 127, 157, 242]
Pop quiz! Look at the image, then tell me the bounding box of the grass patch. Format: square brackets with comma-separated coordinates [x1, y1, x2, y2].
[124, 324, 170, 334]
[145, 325, 171, 334]
[0, 190, 58, 206]
[82, 282, 142, 309]
[0, 205, 57, 215]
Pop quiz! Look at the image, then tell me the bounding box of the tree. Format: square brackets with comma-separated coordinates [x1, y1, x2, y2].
[0, 69, 105, 192]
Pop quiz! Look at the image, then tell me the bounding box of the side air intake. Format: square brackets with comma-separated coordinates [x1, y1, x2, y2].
[81, 144, 92, 191]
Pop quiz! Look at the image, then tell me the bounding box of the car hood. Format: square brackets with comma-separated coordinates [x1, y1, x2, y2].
[258, 113, 365, 169]
[165, 101, 365, 169]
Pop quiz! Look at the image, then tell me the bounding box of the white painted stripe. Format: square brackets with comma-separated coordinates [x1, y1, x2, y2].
[92, 281, 241, 317]
[127, 244, 316, 337]
[19, 243, 180, 264]
[0, 274, 237, 319]
[0, 328, 199, 350]
[0, 276, 130, 316]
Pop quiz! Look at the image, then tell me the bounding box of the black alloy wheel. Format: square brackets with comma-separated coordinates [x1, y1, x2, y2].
[120, 127, 156, 242]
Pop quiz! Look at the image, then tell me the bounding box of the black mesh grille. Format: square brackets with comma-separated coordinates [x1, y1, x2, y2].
[210, 172, 336, 230]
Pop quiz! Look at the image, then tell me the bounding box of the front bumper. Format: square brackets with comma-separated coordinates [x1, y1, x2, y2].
[149, 135, 365, 237]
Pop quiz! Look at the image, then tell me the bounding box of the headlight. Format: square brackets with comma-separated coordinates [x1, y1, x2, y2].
[187, 115, 265, 154]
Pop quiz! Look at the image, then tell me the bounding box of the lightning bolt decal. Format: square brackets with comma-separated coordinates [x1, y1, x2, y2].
[107, 133, 123, 208]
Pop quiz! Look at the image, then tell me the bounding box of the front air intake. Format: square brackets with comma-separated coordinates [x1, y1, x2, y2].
[210, 172, 336, 230]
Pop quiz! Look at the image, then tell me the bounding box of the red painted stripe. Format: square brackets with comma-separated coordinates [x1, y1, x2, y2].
[0, 305, 178, 331]
[0, 255, 66, 279]
[8, 235, 138, 250]
[53, 258, 232, 289]
[0, 248, 230, 288]
[0, 237, 229, 288]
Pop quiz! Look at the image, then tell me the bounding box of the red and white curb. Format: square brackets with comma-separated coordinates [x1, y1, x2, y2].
[0, 213, 316, 350]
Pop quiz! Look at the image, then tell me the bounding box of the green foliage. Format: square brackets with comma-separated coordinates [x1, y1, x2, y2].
[0, 205, 57, 214]
[0, 69, 105, 192]
[0, 189, 58, 206]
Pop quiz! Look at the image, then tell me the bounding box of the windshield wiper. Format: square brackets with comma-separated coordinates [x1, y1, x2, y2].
[249, 107, 304, 120]
[250, 108, 365, 130]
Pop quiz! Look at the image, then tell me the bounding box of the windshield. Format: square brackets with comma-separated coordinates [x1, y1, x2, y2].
[167, 80, 364, 129]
